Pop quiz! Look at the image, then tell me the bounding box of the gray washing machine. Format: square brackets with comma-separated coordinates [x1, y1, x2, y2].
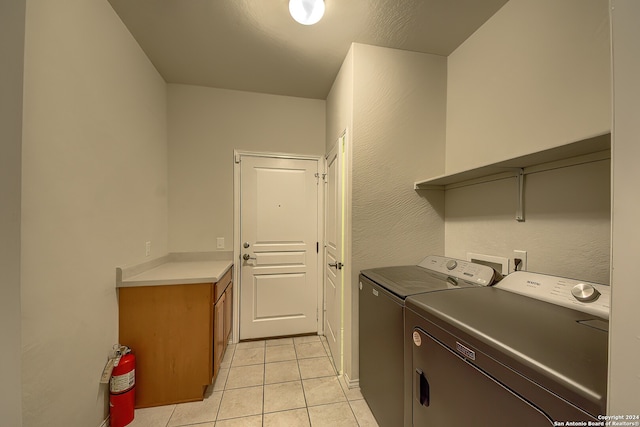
[359, 255, 499, 427]
[405, 270, 610, 426]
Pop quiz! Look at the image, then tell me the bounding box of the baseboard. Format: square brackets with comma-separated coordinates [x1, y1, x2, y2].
[342, 371, 360, 389]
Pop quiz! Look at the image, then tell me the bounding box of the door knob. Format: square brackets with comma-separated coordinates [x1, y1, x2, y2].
[328, 262, 343, 270]
[243, 253, 256, 261]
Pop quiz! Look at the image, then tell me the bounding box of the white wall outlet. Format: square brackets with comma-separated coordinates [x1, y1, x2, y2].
[216, 237, 225, 249]
[466, 252, 509, 275]
[513, 250, 527, 272]
[145, 241, 151, 257]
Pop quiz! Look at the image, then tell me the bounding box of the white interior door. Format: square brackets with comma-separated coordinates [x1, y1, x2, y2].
[324, 135, 344, 372]
[239, 154, 319, 340]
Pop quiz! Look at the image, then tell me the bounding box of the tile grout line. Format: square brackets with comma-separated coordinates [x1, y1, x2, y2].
[215, 342, 236, 425]
[321, 335, 364, 427]
[292, 338, 314, 427]
[300, 336, 352, 426]
[262, 340, 266, 427]
[163, 405, 177, 427]
[164, 337, 373, 427]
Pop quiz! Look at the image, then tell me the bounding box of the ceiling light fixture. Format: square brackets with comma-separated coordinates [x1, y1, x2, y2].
[289, 0, 325, 26]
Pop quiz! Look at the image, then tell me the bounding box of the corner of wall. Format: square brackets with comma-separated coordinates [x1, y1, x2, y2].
[0, 0, 25, 424]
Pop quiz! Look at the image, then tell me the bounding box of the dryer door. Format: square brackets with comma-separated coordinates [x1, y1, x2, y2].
[411, 327, 553, 426]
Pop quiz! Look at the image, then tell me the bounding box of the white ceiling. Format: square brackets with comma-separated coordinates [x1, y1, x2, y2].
[108, 0, 509, 99]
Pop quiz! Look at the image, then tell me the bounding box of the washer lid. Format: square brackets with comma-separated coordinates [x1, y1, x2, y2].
[361, 256, 498, 299]
[361, 265, 471, 299]
[406, 287, 608, 417]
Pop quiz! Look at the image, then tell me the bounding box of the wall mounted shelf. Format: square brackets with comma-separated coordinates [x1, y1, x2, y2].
[414, 133, 611, 221]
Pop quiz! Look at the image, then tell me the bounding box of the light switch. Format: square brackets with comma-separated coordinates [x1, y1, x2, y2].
[216, 237, 224, 249]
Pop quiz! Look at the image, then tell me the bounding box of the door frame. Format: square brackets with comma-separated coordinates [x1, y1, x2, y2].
[323, 131, 346, 374]
[233, 150, 325, 343]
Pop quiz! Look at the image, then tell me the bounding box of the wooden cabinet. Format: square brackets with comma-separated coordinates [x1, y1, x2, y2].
[213, 273, 232, 379]
[223, 283, 233, 343]
[118, 266, 233, 408]
[213, 291, 225, 378]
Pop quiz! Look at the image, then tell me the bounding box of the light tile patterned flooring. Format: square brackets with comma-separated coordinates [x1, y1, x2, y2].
[129, 335, 379, 427]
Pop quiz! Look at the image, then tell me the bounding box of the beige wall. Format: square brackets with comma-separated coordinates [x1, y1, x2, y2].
[21, 1, 168, 425]
[326, 46, 354, 151]
[167, 84, 326, 253]
[335, 44, 447, 381]
[446, 0, 610, 174]
[445, 160, 611, 283]
[444, 0, 612, 285]
[325, 45, 354, 379]
[0, 0, 25, 425]
[609, 0, 640, 413]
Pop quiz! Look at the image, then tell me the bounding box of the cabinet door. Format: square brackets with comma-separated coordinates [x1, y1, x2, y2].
[213, 293, 225, 378]
[224, 283, 233, 343]
[119, 283, 212, 407]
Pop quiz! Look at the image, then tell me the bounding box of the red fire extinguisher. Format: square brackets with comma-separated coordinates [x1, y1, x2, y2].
[110, 346, 135, 427]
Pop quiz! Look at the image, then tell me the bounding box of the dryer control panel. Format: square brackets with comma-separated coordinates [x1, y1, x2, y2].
[494, 271, 610, 319]
[418, 255, 498, 286]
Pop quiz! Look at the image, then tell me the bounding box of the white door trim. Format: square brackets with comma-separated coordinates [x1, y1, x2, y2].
[323, 131, 346, 374]
[232, 150, 324, 343]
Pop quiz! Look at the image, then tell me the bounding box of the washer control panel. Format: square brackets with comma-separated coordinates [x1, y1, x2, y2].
[494, 271, 610, 319]
[418, 255, 497, 286]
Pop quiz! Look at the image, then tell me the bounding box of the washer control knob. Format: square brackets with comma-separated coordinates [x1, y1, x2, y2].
[446, 260, 458, 270]
[571, 283, 601, 302]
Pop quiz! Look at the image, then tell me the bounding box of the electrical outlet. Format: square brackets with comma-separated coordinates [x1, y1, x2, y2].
[513, 250, 527, 271]
[145, 241, 151, 257]
[216, 237, 225, 249]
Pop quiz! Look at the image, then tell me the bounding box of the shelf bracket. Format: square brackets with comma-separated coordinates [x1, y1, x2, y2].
[516, 168, 525, 222]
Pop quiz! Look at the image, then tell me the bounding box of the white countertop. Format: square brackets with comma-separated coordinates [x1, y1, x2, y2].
[117, 257, 233, 288]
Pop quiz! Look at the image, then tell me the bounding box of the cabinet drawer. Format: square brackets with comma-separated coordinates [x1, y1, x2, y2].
[214, 267, 233, 302]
